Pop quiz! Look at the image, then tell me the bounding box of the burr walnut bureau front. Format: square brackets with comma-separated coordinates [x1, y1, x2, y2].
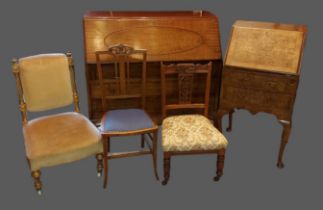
[216, 20, 307, 168]
[83, 11, 223, 124]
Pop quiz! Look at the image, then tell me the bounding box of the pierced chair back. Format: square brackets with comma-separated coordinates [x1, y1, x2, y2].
[161, 62, 212, 119]
[95, 44, 147, 112]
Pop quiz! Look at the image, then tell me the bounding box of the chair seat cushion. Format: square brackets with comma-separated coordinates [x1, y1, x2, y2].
[162, 115, 228, 152]
[101, 109, 155, 133]
[23, 112, 102, 171]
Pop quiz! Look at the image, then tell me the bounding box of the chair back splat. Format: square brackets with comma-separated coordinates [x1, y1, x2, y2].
[95, 44, 147, 112]
[161, 62, 212, 119]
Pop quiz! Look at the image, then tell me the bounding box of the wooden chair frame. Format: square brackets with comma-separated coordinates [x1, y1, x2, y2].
[12, 52, 104, 194]
[95, 44, 159, 188]
[160, 62, 226, 185]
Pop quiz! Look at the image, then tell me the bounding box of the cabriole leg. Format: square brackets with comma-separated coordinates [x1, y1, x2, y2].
[277, 121, 292, 168]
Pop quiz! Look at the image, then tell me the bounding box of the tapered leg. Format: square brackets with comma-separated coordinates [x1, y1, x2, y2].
[162, 152, 171, 185]
[141, 134, 145, 148]
[96, 153, 103, 177]
[31, 170, 42, 195]
[277, 121, 292, 168]
[226, 110, 234, 132]
[103, 137, 109, 188]
[214, 149, 225, 182]
[152, 131, 159, 180]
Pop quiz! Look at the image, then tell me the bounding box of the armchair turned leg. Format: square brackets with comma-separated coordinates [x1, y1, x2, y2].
[141, 134, 145, 148]
[277, 121, 292, 169]
[214, 149, 225, 182]
[162, 152, 171, 185]
[96, 153, 104, 177]
[31, 170, 42, 195]
[152, 131, 159, 180]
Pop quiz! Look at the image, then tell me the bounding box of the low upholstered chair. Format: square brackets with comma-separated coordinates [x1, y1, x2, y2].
[160, 62, 228, 185]
[95, 44, 159, 188]
[12, 53, 103, 195]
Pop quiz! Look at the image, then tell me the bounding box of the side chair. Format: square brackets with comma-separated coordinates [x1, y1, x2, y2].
[95, 44, 159, 188]
[12, 53, 104, 194]
[160, 62, 228, 185]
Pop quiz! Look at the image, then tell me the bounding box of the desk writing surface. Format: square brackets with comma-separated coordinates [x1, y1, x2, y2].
[83, 11, 222, 62]
[225, 20, 307, 74]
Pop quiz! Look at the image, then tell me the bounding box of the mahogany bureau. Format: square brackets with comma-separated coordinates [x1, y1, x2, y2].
[83, 11, 223, 124]
[216, 20, 307, 168]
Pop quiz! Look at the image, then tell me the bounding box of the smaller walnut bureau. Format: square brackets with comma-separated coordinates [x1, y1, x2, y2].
[216, 20, 307, 168]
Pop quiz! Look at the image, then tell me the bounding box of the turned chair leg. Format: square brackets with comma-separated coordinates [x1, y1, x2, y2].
[96, 153, 104, 177]
[31, 170, 42, 195]
[162, 152, 171, 185]
[141, 134, 145, 148]
[214, 149, 225, 182]
[152, 131, 159, 180]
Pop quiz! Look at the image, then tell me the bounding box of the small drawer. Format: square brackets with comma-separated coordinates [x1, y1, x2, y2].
[221, 86, 293, 110]
[222, 68, 298, 94]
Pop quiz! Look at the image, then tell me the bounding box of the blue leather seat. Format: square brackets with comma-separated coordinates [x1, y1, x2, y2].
[101, 108, 154, 133]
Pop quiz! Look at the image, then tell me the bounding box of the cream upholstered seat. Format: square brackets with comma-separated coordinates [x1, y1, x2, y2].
[12, 53, 104, 195]
[23, 112, 102, 171]
[162, 115, 228, 152]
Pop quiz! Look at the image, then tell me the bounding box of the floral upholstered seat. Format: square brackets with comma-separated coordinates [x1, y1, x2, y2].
[162, 114, 228, 152]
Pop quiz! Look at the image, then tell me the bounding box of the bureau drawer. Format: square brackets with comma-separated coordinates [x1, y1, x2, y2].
[222, 68, 298, 94]
[221, 86, 293, 110]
